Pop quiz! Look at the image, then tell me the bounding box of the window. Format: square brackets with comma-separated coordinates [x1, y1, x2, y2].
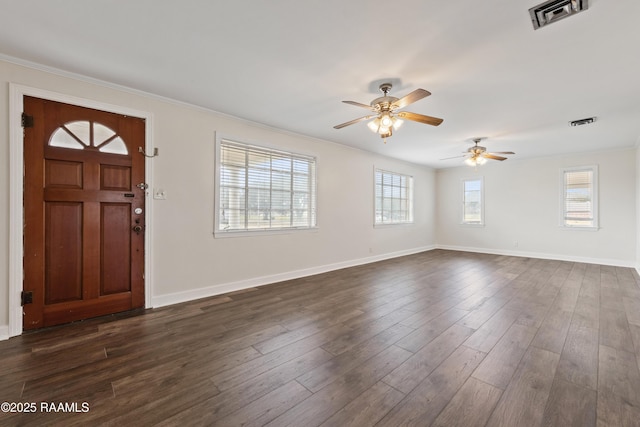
[375, 169, 413, 225]
[560, 165, 598, 229]
[462, 178, 483, 225]
[49, 121, 128, 155]
[215, 137, 316, 235]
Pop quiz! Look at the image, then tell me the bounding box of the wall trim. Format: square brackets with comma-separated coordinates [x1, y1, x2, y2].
[8, 83, 155, 338]
[0, 326, 8, 341]
[436, 244, 636, 268]
[151, 245, 436, 308]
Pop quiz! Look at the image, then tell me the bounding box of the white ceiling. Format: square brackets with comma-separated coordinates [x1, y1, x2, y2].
[1, 0, 639, 168]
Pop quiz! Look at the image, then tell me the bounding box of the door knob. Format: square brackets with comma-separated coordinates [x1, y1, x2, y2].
[132, 225, 143, 234]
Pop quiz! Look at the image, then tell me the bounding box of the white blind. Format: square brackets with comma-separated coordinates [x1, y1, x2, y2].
[218, 140, 316, 232]
[563, 169, 594, 227]
[375, 169, 413, 224]
[462, 179, 482, 224]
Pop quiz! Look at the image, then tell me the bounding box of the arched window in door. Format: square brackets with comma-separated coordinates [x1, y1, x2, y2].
[49, 120, 128, 155]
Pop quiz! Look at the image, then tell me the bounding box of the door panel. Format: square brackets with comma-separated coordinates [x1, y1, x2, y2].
[23, 96, 146, 329]
[45, 160, 83, 188]
[45, 202, 83, 304]
[101, 165, 131, 190]
[101, 203, 131, 295]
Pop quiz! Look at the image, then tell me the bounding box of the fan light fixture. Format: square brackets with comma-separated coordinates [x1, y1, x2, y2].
[465, 155, 487, 166]
[441, 137, 515, 166]
[334, 83, 443, 143]
[367, 113, 403, 136]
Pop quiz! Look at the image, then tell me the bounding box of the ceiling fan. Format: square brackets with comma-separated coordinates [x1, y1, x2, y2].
[333, 83, 443, 143]
[442, 138, 515, 166]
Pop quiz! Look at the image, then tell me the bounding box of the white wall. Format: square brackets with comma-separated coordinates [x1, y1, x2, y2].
[436, 148, 637, 266]
[0, 59, 436, 335]
[636, 143, 640, 272]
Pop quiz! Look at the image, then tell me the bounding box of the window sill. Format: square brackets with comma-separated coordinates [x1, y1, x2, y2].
[374, 222, 414, 229]
[460, 222, 485, 228]
[558, 225, 599, 232]
[214, 226, 319, 238]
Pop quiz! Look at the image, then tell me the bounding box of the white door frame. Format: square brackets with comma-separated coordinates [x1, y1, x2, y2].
[8, 83, 154, 337]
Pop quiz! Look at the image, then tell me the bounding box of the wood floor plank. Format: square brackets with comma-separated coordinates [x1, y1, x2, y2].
[601, 287, 624, 310]
[630, 323, 640, 357]
[320, 308, 414, 355]
[555, 323, 599, 390]
[571, 294, 600, 330]
[551, 283, 581, 312]
[213, 380, 312, 427]
[623, 296, 640, 326]
[210, 343, 327, 392]
[431, 377, 503, 427]
[598, 344, 640, 407]
[463, 307, 520, 353]
[541, 378, 596, 427]
[530, 308, 573, 354]
[399, 295, 464, 329]
[297, 323, 414, 393]
[596, 389, 640, 427]
[377, 345, 486, 427]
[264, 345, 413, 427]
[600, 307, 635, 353]
[279, 307, 364, 332]
[395, 307, 469, 353]
[319, 381, 405, 427]
[457, 296, 510, 330]
[382, 323, 475, 394]
[154, 347, 334, 426]
[486, 346, 560, 427]
[513, 300, 550, 329]
[471, 322, 537, 389]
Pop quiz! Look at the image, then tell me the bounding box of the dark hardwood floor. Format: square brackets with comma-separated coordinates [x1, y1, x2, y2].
[1, 249, 640, 426]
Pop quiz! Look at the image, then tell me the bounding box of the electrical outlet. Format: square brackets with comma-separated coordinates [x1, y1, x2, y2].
[153, 188, 167, 200]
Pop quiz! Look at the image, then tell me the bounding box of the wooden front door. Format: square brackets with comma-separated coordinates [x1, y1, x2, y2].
[23, 96, 146, 330]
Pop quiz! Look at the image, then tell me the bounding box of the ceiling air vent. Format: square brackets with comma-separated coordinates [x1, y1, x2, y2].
[529, 0, 588, 30]
[569, 117, 596, 126]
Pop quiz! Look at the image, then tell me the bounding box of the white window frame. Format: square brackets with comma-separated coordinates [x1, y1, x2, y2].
[461, 177, 484, 226]
[214, 134, 317, 237]
[374, 168, 414, 226]
[559, 165, 599, 230]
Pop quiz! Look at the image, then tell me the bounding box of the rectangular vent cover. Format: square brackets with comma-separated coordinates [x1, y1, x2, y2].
[529, 0, 588, 30]
[569, 117, 596, 126]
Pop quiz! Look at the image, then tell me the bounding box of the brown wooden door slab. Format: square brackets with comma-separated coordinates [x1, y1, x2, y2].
[23, 96, 145, 329]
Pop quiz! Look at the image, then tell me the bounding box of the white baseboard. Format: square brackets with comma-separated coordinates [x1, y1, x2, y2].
[151, 245, 436, 308]
[436, 244, 636, 268]
[0, 325, 9, 341]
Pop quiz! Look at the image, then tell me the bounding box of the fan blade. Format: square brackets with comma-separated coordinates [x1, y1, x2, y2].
[392, 89, 431, 109]
[483, 153, 507, 161]
[333, 115, 375, 129]
[440, 155, 467, 160]
[397, 111, 443, 126]
[342, 100, 375, 110]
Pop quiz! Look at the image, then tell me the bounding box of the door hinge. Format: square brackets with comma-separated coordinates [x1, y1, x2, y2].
[21, 291, 33, 306]
[21, 113, 34, 128]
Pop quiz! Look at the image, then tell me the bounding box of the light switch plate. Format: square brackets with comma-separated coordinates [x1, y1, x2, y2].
[153, 188, 167, 200]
